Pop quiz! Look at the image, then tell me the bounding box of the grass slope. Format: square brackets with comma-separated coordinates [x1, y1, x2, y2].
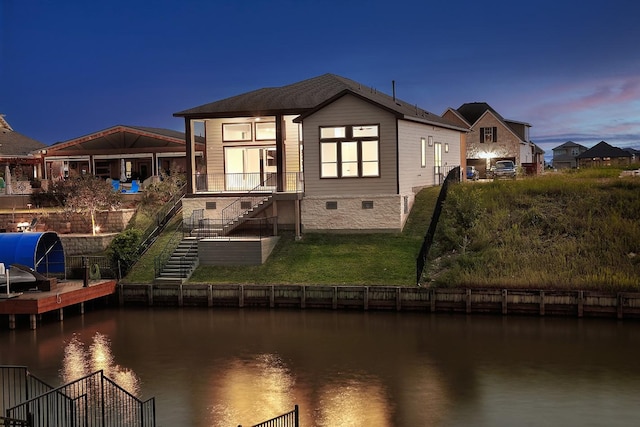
[125, 168, 640, 290]
[426, 168, 640, 291]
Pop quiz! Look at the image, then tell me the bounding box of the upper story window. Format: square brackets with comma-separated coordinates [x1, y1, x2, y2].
[320, 125, 379, 178]
[255, 122, 276, 140]
[480, 127, 497, 143]
[223, 123, 252, 141]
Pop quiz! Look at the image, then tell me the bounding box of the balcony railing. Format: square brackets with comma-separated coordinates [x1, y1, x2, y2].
[194, 172, 303, 193]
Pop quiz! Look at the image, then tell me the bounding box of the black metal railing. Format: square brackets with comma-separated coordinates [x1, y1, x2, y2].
[239, 405, 299, 427]
[153, 224, 186, 279]
[1, 366, 55, 421]
[66, 256, 117, 280]
[4, 370, 155, 427]
[220, 194, 272, 237]
[179, 240, 199, 278]
[416, 166, 461, 284]
[136, 184, 186, 258]
[193, 217, 277, 239]
[194, 172, 303, 193]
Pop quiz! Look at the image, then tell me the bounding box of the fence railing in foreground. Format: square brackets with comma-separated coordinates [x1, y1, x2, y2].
[3, 368, 155, 427]
[238, 404, 299, 427]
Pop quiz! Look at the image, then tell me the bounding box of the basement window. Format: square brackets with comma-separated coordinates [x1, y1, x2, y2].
[362, 201, 374, 209]
[326, 201, 338, 210]
[240, 201, 252, 210]
[205, 202, 217, 210]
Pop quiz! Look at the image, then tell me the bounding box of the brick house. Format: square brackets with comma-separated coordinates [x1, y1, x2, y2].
[442, 102, 543, 178]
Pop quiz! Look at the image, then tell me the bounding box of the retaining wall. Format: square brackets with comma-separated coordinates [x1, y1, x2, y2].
[118, 284, 640, 320]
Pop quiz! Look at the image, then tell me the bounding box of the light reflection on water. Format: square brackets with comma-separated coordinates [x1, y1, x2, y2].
[61, 332, 140, 396]
[3, 308, 640, 427]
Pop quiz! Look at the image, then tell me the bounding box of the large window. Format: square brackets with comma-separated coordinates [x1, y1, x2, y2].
[222, 123, 252, 141]
[320, 125, 379, 178]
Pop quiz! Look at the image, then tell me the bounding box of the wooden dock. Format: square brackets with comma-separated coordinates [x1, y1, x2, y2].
[0, 280, 117, 329]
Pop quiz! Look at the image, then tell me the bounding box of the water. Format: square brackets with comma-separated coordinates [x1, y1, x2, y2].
[2, 307, 640, 427]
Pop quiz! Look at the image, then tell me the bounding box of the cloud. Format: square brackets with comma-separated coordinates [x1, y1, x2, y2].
[519, 73, 640, 147]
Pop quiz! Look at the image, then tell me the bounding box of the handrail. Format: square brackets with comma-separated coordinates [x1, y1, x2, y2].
[6, 369, 156, 427]
[220, 177, 274, 236]
[240, 404, 299, 427]
[153, 224, 185, 279]
[137, 183, 186, 257]
[153, 208, 201, 278]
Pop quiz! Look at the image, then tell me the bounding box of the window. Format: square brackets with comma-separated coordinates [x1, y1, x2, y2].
[223, 123, 252, 141]
[255, 122, 276, 140]
[445, 143, 449, 153]
[480, 127, 497, 143]
[421, 138, 427, 168]
[362, 201, 374, 209]
[320, 125, 379, 178]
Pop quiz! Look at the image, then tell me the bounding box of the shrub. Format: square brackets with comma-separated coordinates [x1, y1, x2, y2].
[108, 229, 143, 277]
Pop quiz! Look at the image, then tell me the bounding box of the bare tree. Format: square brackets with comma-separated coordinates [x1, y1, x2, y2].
[62, 176, 122, 235]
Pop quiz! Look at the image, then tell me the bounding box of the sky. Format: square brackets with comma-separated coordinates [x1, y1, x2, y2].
[2, 0, 640, 161]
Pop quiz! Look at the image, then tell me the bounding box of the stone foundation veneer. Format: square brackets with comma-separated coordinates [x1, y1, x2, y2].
[59, 233, 117, 256]
[301, 195, 403, 233]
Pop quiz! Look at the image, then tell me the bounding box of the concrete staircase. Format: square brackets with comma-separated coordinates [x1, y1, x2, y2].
[154, 237, 199, 284]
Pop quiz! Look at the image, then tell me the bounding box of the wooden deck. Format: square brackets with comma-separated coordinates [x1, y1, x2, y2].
[0, 280, 116, 329]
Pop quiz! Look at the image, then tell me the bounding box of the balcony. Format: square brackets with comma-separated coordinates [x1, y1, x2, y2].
[193, 172, 303, 193]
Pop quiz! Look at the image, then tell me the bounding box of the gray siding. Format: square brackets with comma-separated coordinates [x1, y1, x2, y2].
[397, 120, 462, 194]
[301, 95, 398, 196]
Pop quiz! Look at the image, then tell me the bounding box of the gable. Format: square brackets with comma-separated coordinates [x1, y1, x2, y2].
[46, 125, 199, 155]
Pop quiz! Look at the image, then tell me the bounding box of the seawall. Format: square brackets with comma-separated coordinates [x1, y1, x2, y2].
[118, 284, 640, 320]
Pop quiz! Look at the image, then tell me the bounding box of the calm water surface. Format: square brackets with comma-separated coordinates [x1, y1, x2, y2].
[1, 307, 640, 427]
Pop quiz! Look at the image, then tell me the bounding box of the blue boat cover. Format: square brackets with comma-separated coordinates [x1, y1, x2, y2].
[0, 232, 65, 274]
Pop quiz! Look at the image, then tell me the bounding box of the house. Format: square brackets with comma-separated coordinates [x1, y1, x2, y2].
[576, 141, 632, 168]
[552, 141, 588, 169]
[442, 102, 543, 178]
[42, 125, 205, 186]
[622, 147, 640, 164]
[173, 74, 467, 235]
[0, 114, 47, 195]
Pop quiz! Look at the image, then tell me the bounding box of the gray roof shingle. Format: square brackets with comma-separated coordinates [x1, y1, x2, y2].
[174, 74, 466, 131]
[576, 141, 632, 159]
[0, 128, 46, 156]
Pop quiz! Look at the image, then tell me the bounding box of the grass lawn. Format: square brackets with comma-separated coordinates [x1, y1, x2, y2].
[124, 187, 441, 285]
[124, 168, 640, 290]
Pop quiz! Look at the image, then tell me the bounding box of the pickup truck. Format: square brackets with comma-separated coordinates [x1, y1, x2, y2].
[490, 160, 517, 179]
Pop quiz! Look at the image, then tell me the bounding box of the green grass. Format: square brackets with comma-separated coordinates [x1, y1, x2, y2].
[426, 168, 640, 291]
[125, 187, 441, 286]
[124, 168, 640, 290]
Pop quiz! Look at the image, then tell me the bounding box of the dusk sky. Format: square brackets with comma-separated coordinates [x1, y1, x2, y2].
[2, 0, 639, 159]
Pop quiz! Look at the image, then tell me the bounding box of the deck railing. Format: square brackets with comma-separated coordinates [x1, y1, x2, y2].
[4, 369, 155, 427]
[194, 217, 277, 239]
[1, 366, 55, 420]
[238, 405, 299, 427]
[194, 172, 303, 193]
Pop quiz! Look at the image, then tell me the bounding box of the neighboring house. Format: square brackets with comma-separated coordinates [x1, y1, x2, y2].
[173, 73, 467, 235]
[42, 125, 205, 186]
[0, 114, 47, 195]
[442, 102, 543, 178]
[576, 141, 632, 168]
[552, 141, 588, 169]
[622, 147, 640, 164]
